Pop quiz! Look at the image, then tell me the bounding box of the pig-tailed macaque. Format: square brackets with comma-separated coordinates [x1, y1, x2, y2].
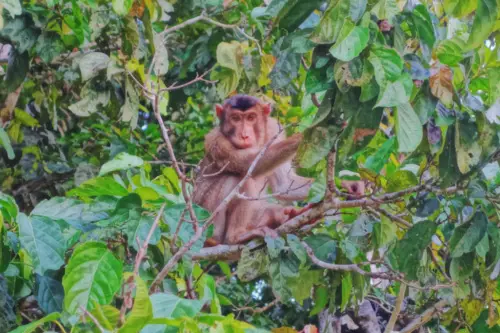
[193, 95, 313, 246]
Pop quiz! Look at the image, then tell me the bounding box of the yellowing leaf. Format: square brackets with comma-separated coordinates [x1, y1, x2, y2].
[258, 54, 275, 87]
[216, 41, 243, 72]
[430, 64, 453, 107]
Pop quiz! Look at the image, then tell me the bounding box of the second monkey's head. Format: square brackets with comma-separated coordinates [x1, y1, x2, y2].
[215, 94, 271, 149]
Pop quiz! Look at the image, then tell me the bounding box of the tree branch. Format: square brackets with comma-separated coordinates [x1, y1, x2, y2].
[383, 284, 406, 333]
[399, 300, 448, 333]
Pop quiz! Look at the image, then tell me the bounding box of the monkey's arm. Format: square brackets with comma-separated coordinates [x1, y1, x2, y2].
[268, 163, 313, 202]
[205, 129, 303, 177]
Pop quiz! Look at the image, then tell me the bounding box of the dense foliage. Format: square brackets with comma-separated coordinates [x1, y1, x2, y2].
[0, 0, 499, 332]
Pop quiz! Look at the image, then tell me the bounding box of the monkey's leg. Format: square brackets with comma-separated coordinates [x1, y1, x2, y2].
[232, 226, 279, 244]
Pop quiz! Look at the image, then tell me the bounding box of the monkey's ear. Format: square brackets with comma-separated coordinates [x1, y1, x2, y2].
[262, 103, 272, 116]
[215, 104, 224, 118]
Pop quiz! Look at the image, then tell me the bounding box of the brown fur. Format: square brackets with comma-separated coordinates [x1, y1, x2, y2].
[193, 96, 313, 245]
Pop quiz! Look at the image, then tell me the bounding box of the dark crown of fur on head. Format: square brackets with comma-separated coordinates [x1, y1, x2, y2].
[224, 94, 260, 111]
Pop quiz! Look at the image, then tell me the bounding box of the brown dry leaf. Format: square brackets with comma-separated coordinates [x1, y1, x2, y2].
[430, 64, 453, 106]
[130, 0, 145, 17]
[353, 128, 377, 142]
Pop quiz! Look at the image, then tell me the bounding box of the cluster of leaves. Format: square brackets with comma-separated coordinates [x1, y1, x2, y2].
[0, 0, 499, 332]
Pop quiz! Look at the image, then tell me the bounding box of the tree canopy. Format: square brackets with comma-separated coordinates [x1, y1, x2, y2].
[0, 0, 499, 332]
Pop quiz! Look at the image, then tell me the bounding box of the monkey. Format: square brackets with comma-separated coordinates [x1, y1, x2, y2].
[193, 95, 313, 246]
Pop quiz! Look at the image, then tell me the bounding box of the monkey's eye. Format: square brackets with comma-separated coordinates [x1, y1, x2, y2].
[247, 114, 256, 121]
[230, 115, 241, 122]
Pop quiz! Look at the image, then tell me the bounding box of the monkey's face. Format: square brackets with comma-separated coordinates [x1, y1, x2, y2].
[225, 109, 260, 149]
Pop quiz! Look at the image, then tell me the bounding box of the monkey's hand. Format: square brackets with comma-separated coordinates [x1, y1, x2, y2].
[284, 203, 319, 225]
[203, 237, 220, 247]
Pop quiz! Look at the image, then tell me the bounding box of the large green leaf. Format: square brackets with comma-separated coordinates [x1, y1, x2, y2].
[4, 50, 29, 92]
[268, 253, 300, 300]
[78, 52, 110, 82]
[35, 274, 64, 315]
[236, 247, 269, 282]
[412, 5, 436, 48]
[450, 211, 488, 258]
[467, 0, 497, 50]
[443, 0, 477, 17]
[35, 33, 65, 63]
[368, 45, 403, 86]
[99, 152, 144, 176]
[18, 214, 65, 275]
[390, 220, 437, 280]
[119, 273, 152, 333]
[386, 170, 418, 192]
[276, 0, 325, 32]
[395, 102, 423, 152]
[149, 293, 204, 319]
[371, 0, 399, 23]
[63, 242, 123, 314]
[375, 73, 413, 108]
[112, 0, 133, 15]
[435, 38, 464, 66]
[126, 215, 161, 251]
[8, 312, 61, 333]
[329, 23, 369, 62]
[68, 85, 110, 117]
[216, 42, 242, 72]
[310, 0, 350, 44]
[67, 176, 129, 198]
[304, 234, 336, 263]
[0, 15, 40, 53]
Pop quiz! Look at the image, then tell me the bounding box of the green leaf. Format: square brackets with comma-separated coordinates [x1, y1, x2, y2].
[443, 0, 477, 18]
[4, 50, 29, 92]
[311, 0, 350, 44]
[371, 0, 400, 24]
[439, 126, 460, 188]
[450, 211, 488, 258]
[340, 273, 352, 311]
[412, 5, 436, 48]
[149, 293, 203, 319]
[375, 73, 413, 108]
[304, 234, 336, 263]
[67, 176, 129, 198]
[455, 120, 482, 174]
[386, 170, 418, 192]
[265, 236, 286, 259]
[63, 242, 123, 314]
[329, 24, 369, 62]
[295, 121, 341, 168]
[236, 247, 270, 282]
[0, 15, 40, 53]
[368, 45, 403, 86]
[18, 214, 65, 275]
[8, 312, 60, 333]
[163, 204, 209, 253]
[35, 275, 64, 315]
[120, 77, 141, 129]
[395, 102, 423, 153]
[99, 153, 144, 176]
[210, 66, 240, 99]
[112, 0, 133, 15]
[287, 269, 322, 305]
[268, 257, 298, 300]
[435, 39, 464, 66]
[68, 83, 110, 117]
[119, 274, 152, 333]
[450, 252, 474, 281]
[467, 0, 497, 50]
[14, 108, 39, 127]
[79, 52, 110, 82]
[390, 220, 437, 280]
[216, 42, 242, 72]
[91, 305, 120, 331]
[126, 215, 161, 251]
[153, 33, 169, 76]
[2, 0, 22, 17]
[276, 0, 325, 32]
[0, 127, 15, 160]
[373, 216, 398, 247]
[287, 234, 307, 265]
[35, 33, 65, 63]
[364, 137, 396, 173]
[310, 286, 328, 315]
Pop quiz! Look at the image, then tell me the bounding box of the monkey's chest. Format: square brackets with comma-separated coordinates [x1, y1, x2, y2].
[241, 177, 269, 197]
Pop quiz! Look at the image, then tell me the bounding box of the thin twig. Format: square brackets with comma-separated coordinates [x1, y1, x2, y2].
[384, 283, 406, 333]
[134, 204, 166, 276]
[399, 300, 448, 333]
[367, 206, 412, 228]
[234, 299, 279, 314]
[80, 306, 105, 333]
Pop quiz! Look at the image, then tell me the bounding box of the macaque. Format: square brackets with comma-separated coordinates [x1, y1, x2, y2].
[193, 95, 313, 246]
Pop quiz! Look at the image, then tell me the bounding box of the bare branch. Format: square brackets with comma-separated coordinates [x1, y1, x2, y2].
[399, 300, 448, 333]
[134, 204, 166, 276]
[367, 206, 412, 228]
[159, 67, 216, 92]
[383, 284, 406, 333]
[235, 299, 279, 314]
